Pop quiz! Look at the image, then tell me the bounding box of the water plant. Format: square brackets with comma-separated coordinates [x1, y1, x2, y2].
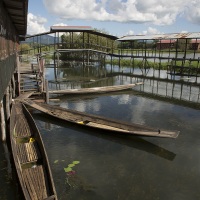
[64, 161, 80, 174]
[63, 161, 80, 188]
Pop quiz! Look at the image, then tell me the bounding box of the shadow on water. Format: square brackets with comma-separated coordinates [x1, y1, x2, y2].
[0, 142, 24, 200]
[32, 112, 176, 161]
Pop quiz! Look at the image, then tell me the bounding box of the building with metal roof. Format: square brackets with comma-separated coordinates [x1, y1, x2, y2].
[25, 26, 118, 40]
[2, 0, 28, 36]
[0, 0, 28, 101]
[118, 32, 200, 41]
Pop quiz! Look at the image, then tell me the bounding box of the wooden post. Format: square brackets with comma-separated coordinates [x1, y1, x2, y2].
[11, 74, 16, 98]
[31, 63, 34, 72]
[56, 51, 59, 68]
[45, 79, 49, 104]
[5, 86, 10, 120]
[0, 100, 6, 141]
[16, 54, 21, 95]
[41, 58, 45, 93]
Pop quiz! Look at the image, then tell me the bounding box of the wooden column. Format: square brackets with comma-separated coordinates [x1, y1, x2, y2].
[16, 54, 20, 95]
[11, 74, 16, 98]
[45, 79, 49, 104]
[0, 100, 6, 141]
[5, 86, 10, 120]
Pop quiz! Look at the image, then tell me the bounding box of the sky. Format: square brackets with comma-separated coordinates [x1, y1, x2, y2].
[27, 0, 200, 37]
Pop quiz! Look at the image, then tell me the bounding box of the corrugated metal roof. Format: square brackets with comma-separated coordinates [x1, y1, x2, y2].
[3, 0, 28, 36]
[118, 32, 200, 41]
[25, 26, 118, 40]
[50, 26, 93, 32]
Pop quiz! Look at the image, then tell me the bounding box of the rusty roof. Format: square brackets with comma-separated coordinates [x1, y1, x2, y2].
[118, 32, 200, 41]
[25, 26, 118, 40]
[50, 26, 118, 40]
[50, 26, 93, 32]
[3, 0, 28, 36]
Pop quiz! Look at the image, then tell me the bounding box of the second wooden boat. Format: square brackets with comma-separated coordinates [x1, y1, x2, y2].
[48, 83, 143, 94]
[10, 101, 57, 200]
[22, 99, 179, 138]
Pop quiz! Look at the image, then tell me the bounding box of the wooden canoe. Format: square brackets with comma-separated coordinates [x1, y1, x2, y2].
[22, 99, 179, 138]
[10, 101, 57, 200]
[48, 82, 143, 94]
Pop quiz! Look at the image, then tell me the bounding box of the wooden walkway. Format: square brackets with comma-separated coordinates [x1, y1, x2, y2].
[19, 57, 45, 95]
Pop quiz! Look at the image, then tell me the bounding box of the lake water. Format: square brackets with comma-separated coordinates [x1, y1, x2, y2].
[0, 64, 200, 199]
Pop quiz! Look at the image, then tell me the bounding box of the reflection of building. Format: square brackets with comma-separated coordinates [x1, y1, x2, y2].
[190, 39, 200, 50]
[156, 39, 200, 50]
[156, 40, 176, 50]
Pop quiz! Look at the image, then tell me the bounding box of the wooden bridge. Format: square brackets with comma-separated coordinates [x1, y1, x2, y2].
[20, 27, 200, 83]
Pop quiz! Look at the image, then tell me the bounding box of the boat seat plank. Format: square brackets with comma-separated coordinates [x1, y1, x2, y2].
[23, 168, 38, 199]
[43, 195, 57, 200]
[14, 114, 32, 137]
[16, 142, 41, 164]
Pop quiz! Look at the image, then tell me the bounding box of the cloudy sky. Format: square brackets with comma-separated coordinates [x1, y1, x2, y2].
[28, 0, 200, 37]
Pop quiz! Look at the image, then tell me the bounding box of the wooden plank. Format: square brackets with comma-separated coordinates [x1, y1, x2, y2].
[0, 100, 6, 141]
[86, 121, 130, 132]
[35, 166, 43, 199]
[23, 168, 38, 199]
[43, 195, 57, 200]
[40, 166, 48, 199]
[15, 91, 34, 100]
[22, 165, 49, 200]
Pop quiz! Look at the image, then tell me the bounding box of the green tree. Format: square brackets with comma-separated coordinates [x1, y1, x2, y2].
[60, 29, 116, 61]
[177, 39, 191, 51]
[20, 43, 31, 53]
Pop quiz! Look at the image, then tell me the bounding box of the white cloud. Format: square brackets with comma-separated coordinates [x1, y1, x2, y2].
[142, 27, 162, 35]
[43, 0, 196, 26]
[128, 27, 162, 36]
[127, 30, 134, 35]
[27, 13, 48, 35]
[184, 0, 200, 24]
[53, 23, 68, 26]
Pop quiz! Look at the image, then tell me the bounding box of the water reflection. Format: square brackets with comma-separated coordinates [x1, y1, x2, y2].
[20, 61, 199, 199]
[45, 62, 200, 106]
[32, 94, 200, 200]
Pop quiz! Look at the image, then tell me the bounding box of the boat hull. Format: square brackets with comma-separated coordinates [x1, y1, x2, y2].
[10, 102, 57, 200]
[48, 83, 143, 94]
[22, 99, 179, 138]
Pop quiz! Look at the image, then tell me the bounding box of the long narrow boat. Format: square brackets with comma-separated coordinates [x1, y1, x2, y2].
[22, 99, 179, 138]
[48, 82, 143, 94]
[10, 101, 57, 200]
